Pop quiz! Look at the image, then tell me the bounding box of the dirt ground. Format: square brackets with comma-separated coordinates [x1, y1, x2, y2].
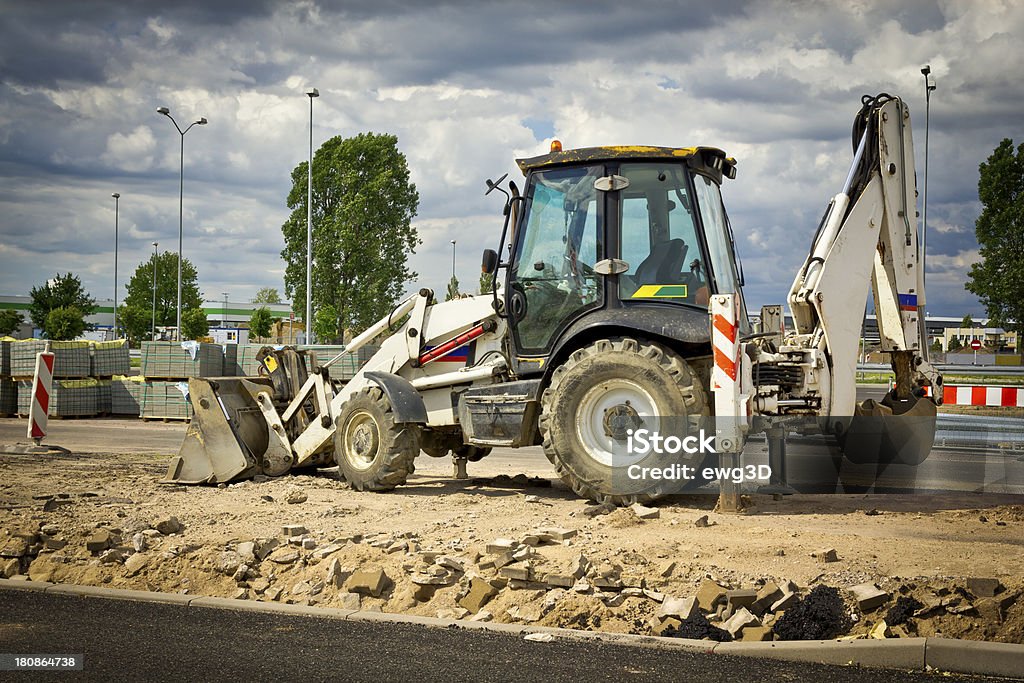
[1, 418, 1022, 645]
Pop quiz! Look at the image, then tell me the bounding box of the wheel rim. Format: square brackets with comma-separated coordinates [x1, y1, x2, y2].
[575, 378, 660, 468]
[343, 409, 380, 471]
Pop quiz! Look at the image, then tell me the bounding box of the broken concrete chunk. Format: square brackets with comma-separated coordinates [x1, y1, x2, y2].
[770, 590, 798, 613]
[339, 592, 361, 610]
[630, 503, 660, 520]
[435, 556, 465, 572]
[469, 610, 493, 622]
[726, 589, 758, 611]
[542, 574, 575, 588]
[499, 565, 532, 581]
[722, 607, 759, 637]
[813, 548, 839, 563]
[459, 577, 499, 613]
[658, 560, 677, 578]
[651, 616, 682, 636]
[282, 524, 307, 538]
[267, 548, 300, 565]
[99, 548, 125, 565]
[285, 490, 308, 504]
[658, 596, 699, 620]
[694, 514, 710, 528]
[695, 579, 728, 612]
[85, 530, 114, 554]
[123, 553, 147, 577]
[154, 516, 182, 535]
[752, 582, 783, 614]
[537, 527, 577, 542]
[326, 558, 348, 588]
[302, 538, 317, 551]
[850, 583, 890, 612]
[0, 537, 30, 558]
[966, 577, 1002, 598]
[486, 539, 516, 554]
[740, 625, 773, 642]
[347, 569, 390, 597]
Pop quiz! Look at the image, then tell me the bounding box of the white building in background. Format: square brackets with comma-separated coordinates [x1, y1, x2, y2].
[0, 295, 294, 342]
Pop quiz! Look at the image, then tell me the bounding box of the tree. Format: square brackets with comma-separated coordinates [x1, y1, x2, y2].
[313, 304, 340, 343]
[253, 287, 282, 304]
[249, 306, 273, 340]
[122, 250, 202, 330]
[117, 304, 151, 347]
[966, 139, 1024, 340]
[445, 275, 460, 301]
[29, 273, 96, 334]
[479, 271, 494, 295]
[948, 336, 963, 351]
[280, 132, 420, 339]
[45, 307, 87, 340]
[0, 310, 24, 335]
[929, 338, 942, 353]
[961, 314, 974, 328]
[181, 307, 209, 340]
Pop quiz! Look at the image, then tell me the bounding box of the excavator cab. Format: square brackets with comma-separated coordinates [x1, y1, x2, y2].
[498, 145, 746, 377]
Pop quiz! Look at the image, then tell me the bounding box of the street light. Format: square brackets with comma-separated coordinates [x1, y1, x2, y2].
[223, 292, 229, 327]
[450, 239, 457, 280]
[156, 106, 207, 341]
[921, 65, 936, 291]
[112, 192, 120, 340]
[151, 242, 158, 341]
[306, 87, 319, 345]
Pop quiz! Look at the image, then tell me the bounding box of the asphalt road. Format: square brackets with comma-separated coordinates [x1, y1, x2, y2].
[0, 589, 1001, 683]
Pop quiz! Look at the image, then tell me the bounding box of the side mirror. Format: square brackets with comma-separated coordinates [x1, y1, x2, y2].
[481, 249, 498, 275]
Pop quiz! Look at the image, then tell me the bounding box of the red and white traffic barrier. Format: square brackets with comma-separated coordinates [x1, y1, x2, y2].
[942, 384, 1024, 407]
[27, 347, 55, 442]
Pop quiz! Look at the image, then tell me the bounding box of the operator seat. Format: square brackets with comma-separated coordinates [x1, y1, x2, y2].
[634, 238, 688, 285]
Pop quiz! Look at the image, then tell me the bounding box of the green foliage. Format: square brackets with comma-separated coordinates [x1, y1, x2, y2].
[280, 132, 420, 337]
[29, 273, 96, 333]
[0, 309, 24, 335]
[929, 338, 942, 353]
[117, 304, 151, 347]
[252, 287, 282, 304]
[313, 304, 340, 343]
[45, 307, 87, 340]
[960, 314, 974, 328]
[123, 250, 202, 328]
[479, 271, 494, 295]
[948, 336, 963, 351]
[445, 275, 460, 301]
[249, 306, 273, 339]
[181, 307, 209, 340]
[966, 139, 1024, 336]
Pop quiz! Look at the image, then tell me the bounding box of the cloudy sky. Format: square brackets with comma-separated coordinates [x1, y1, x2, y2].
[1, 0, 1021, 319]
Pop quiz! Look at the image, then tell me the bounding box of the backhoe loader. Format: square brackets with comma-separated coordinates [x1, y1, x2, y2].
[166, 93, 940, 504]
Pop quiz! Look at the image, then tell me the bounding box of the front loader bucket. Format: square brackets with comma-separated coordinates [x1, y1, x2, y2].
[164, 377, 286, 484]
[837, 391, 937, 466]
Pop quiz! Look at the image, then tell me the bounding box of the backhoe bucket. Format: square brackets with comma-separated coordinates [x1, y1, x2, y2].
[164, 377, 290, 484]
[837, 391, 937, 466]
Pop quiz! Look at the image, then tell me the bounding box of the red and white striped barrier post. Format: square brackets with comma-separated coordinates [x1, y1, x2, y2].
[711, 294, 743, 512]
[27, 343, 54, 445]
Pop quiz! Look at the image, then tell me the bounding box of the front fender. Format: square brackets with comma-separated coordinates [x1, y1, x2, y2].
[363, 371, 428, 424]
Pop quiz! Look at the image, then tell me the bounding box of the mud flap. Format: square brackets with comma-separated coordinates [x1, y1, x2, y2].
[164, 377, 282, 484]
[835, 391, 937, 466]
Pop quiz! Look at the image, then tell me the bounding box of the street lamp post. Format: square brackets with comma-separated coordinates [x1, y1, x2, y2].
[112, 192, 120, 340]
[151, 242, 158, 340]
[306, 88, 319, 345]
[156, 106, 207, 341]
[450, 239, 456, 279]
[223, 292, 229, 326]
[921, 65, 936, 291]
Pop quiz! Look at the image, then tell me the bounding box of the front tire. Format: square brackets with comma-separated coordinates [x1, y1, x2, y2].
[335, 388, 418, 491]
[539, 337, 709, 505]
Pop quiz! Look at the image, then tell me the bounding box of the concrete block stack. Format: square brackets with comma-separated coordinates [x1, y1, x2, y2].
[139, 342, 223, 421]
[16, 378, 100, 418]
[221, 343, 238, 377]
[0, 338, 12, 416]
[299, 344, 379, 381]
[110, 375, 144, 415]
[89, 340, 130, 377]
[11, 340, 91, 379]
[10, 340, 96, 418]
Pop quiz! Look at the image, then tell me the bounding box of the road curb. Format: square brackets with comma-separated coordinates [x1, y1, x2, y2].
[2, 579, 1022, 678]
[926, 637, 1024, 680]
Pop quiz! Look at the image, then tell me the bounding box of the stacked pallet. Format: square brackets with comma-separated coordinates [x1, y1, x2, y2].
[90, 340, 130, 377]
[221, 343, 238, 377]
[11, 340, 91, 379]
[299, 345, 379, 381]
[16, 378, 100, 417]
[235, 343, 263, 377]
[139, 342, 222, 421]
[110, 375, 144, 415]
[0, 337, 12, 416]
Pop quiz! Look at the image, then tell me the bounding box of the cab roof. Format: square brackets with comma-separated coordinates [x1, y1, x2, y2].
[516, 145, 737, 182]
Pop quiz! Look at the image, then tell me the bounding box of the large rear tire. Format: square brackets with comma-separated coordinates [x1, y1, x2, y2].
[335, 388, 418, 491]
[539, 337, 709, 505]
